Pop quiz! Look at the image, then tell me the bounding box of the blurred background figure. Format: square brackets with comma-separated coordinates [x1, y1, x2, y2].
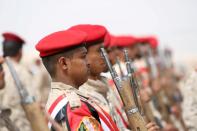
[0, 32, 51, 131]
[0, 56, 19, 131]
[25, 58, 51, 104]
[1, 32, 33, 131]
[181, 69, 197, 131]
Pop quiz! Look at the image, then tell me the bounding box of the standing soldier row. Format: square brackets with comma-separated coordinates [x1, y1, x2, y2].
[35, 24, 160, 131]
[0, 24, 190, 131]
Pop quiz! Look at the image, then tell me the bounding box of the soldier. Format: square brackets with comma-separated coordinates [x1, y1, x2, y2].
[107, 35, 137, 76]
[69, 24, 129, 130]
[0, 57, 19, 131]
[36, 29, 119, 130]
[69, 24, 111, 112]
[104, 35, 152, 105]
[136, 36, 181, 131]
[1, 32, 34, 131]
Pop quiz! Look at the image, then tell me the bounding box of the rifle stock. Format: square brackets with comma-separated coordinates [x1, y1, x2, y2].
[121, 78, 147, 131]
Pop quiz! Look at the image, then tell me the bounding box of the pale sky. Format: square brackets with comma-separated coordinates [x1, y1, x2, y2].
[0, 0, 197, 62]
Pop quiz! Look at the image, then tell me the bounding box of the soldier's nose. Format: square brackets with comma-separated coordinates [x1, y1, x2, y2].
[85, 58, 90, 69]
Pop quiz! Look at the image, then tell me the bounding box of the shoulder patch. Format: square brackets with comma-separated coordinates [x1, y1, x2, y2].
[77, 116, 100, 131]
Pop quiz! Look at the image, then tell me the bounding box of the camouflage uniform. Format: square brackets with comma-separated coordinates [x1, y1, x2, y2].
[29, 62, 51, 103]
[79, 79, 110, 113]
[182, 71, 197, 131]
[1, 59, 33, 131]
[46, 82, 119, 131]
[79, 78, 129, 131]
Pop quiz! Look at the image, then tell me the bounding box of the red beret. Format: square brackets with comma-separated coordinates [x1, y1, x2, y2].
[148, 37, 158, 49]
[2, 32, 25, 44]
[36, 30, 87, 57]
[103, 32, 111, 47]
[68, 24, 108, 44]
[109, 35, 137, 47]
[137, 36, 158, 49]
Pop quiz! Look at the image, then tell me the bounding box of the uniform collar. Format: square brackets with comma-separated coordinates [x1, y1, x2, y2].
[85, 79, 108, 95]
[51, 82, 89, 99]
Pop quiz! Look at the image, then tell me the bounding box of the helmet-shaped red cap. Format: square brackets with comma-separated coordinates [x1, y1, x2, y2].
[148, 37, 158, 49]
[109, 35, 137, 47]
[2, 32, 25, 44]
[69, 24, 108, 45]
[36, 30, 87, 57]
[137, 36, 158, 49]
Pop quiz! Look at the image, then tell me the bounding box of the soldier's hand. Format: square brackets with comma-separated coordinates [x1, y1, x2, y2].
[146, 122, 160, 131]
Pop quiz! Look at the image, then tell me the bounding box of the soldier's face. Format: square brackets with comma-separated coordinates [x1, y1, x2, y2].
[67, 47, 89, 87]
[107, 47, 117, 65]
[86, 43, 108, 76]
[128, 45, 138, 59]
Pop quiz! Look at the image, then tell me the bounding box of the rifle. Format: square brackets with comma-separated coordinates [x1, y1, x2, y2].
[116, 57, 125, 78]
[123, 49, 157, 124]
[100, 47, 147, 131]
[123, 49, 141, 113]
[5, 58, 49, 131]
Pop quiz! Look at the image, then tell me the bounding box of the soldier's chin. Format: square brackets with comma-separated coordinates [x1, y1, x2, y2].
[102, 69, 108, 73]
[78, 78, 88, 87]
[135, 54, 142, 59]
[102, 65, 108, 73]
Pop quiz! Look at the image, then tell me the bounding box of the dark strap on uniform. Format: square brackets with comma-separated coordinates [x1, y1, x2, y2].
[51, 103, 71, 131]
[83, 101, 101, 124]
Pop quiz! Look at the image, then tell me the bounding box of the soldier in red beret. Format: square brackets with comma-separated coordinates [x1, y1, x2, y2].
[36, 29, 119, 130]
[68, 25, 160, 131]
[2, 32, 25, 59]
[69, 24, 130, 130]
[1, 32, 34, 131]
[107, 35, 138, 77]
[135, 36, 183, 131]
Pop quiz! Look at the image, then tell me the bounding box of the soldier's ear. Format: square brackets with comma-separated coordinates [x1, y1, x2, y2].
[58, 57, 69, 71]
